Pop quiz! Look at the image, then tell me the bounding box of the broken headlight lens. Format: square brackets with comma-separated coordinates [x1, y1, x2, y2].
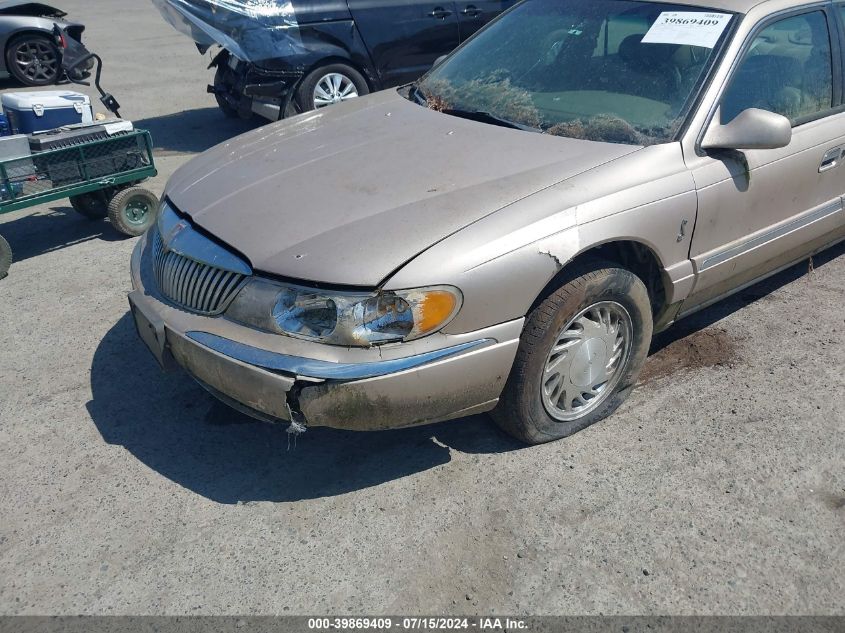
[225, 279, 462, 347]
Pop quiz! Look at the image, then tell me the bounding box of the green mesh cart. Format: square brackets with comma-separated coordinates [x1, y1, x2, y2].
[0, 129, 159, 279]
[0, 25, 161, 280]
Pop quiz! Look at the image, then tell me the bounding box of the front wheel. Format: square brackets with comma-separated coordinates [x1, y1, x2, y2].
[213, 63, 239, 119]
[0, 234, 12, 280]
[492, 260, 653, 444]
[295, 64, 369, 113]
[107, 187, 160, 237]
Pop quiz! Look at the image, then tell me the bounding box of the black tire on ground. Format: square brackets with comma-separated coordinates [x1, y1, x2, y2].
[294, 63, 369, 114]
[213, 63, 239, 119]
[0, 234, 12, 281]
[69, 191, 109, 220]
[492, 259, 654, 445]
[107, 187, 160, 237]
[5, 33, 61, 86]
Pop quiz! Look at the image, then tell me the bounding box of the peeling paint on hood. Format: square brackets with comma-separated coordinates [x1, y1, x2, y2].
[164, 90, 639, 287]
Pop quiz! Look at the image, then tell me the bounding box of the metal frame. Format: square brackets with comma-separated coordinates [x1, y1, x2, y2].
[0, 129, 157, 214]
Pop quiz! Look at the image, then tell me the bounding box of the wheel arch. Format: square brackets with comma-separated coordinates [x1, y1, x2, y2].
[530, 239, 671, 322]
[299, 55, 376, 92]
[4, 26, 53, 51]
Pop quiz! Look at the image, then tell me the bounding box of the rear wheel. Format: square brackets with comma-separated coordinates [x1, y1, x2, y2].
[69, 191, 109, 220]
[5, 33, 60, 86]
[295, 64, 369, 113]
[0, 234, 12, 280]
[107, 187, 160, 237]
[492, 259, 653, 444]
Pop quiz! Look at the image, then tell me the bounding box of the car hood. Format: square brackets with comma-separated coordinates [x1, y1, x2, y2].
[165, 90, 640, 287]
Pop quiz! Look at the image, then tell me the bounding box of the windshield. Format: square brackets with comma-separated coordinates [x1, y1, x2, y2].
[415, 0, 734, 144]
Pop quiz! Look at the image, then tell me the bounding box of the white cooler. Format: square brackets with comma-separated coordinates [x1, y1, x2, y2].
[1, 91, 94, 135]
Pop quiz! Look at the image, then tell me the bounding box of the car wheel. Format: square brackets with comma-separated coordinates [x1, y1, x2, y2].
[0, 234, 11, 280]
[107, 187, 160, 237]
[5, 33, 61, 86]
[493, 259, 653, 444]
[213, 63, 239, 119]
[295, 64, 369, 113]
[69, 191, 109, 220]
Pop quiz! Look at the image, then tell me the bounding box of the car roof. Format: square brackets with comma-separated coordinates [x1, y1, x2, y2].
[649, 0, 784, 15]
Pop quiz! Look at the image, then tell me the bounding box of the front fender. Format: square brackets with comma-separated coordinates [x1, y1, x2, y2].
[385, 144, 698, 334]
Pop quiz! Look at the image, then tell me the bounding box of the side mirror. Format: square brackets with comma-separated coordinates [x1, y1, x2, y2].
[702, 107, 792, 151]
[433, 54, 448, 68]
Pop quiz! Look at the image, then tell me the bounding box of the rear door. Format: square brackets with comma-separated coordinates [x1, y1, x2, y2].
[455, 0, 518, 41]
[348, 0, 460, 87]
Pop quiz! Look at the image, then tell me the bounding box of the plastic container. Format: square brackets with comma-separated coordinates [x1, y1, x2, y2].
[1, 91, 94, 134]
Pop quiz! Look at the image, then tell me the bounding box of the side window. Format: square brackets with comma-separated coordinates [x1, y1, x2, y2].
[721, 11, 833, 125]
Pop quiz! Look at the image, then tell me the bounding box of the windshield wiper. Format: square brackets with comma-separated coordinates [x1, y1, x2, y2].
[441, 108, 542, 133]
[409, 83, 428, 106]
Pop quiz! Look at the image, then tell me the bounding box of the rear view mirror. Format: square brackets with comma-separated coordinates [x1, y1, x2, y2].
[702, 107, 792, 151]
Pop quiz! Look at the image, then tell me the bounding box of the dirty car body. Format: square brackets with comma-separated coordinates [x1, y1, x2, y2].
[131, 0, 845, 443]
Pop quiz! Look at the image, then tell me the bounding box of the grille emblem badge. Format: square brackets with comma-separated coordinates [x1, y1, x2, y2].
[164, 220, 190, 249]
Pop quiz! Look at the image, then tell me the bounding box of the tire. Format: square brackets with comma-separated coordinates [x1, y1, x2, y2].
[295, 63, 369, 113]
[69, 191, 109, 220]
[492, 259, 653, 444]
[5, 33, 61, 86]
[107, 187, 160, 237]
[213, 63, 239, 119]
[0, 234, 12, 281]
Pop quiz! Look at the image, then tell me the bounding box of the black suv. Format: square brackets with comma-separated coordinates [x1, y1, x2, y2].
[154, 0, 517, 121]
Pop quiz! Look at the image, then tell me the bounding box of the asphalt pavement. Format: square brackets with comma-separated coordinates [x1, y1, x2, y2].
[0, 0, 843, 616]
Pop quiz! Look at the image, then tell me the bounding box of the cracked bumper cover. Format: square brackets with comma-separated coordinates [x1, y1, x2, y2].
[129, 236, 522, 431]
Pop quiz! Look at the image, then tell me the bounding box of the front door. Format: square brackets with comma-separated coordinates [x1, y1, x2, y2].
[683, 7, 845, 313]
[349, 0, 461, 87]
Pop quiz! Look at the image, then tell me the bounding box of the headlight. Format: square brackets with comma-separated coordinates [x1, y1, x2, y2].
[226, 279, 462, 347]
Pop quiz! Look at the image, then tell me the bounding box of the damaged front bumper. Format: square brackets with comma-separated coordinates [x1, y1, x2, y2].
[210, 52, 302, 121]
[129, 234, 522, 432]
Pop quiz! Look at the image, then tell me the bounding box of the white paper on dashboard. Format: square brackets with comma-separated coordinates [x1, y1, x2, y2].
[641, 12, 732, 49]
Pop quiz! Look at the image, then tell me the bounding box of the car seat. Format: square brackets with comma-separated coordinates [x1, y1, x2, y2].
[618, 34, 682, 102]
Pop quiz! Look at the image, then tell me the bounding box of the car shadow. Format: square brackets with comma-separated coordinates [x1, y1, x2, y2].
[86, 313, 525, 504]
[86, 242, 844, 503]
[0, 204, 125, 264]
[134, 107, 264, 156]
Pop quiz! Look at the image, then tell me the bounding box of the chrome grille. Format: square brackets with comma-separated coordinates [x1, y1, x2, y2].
[151, 229, 247, 315]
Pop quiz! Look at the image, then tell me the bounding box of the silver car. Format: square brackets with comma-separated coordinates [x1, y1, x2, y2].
[130, 0, 845, 444]
[0, 2, 87, 86]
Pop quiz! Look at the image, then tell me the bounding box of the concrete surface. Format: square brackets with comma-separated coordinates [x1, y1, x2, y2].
[0, 0, 843, 617]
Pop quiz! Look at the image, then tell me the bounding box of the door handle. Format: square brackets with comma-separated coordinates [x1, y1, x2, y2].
[461, 5, 481, 17]
[819, 147, 843, 173]
[429, 6, 453, 18]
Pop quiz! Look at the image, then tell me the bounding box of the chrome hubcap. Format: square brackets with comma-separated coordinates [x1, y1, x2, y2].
[313, 73, 359, 108]
[14, 41, 57, 82]
[541, 301, 632, 422]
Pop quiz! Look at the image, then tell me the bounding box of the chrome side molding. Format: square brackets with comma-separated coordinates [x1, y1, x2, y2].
[185, 331, 495, 380]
